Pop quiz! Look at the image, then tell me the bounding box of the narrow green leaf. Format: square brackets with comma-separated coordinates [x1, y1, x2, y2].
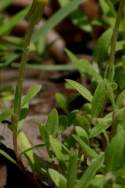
[32, 0, 85, 42]
[49, 135, 64, 161]
[75, 126, 88, 142]
[0, 110, 12, 122]
[99, 0, 110, 15]
[92, 80, 107, 117]
[99, 0, 115, 16]
[73, 135, 98, 158]
[46, 109, 59, 134]
[103, 107, 125, 124]
[13, 63, 75, 71]
[94, 28, 112, 64]
[0, 53, 18, 68]
[0, 149, 17, 165]
[90, 108, 125, 139]
[104, 79, 116, 110]
[75, 154, 104, 188]
[19, 108, 29, 121]
[115, 41, 125, 52]
[20, 143, 45, 156]
[66, 79, 93, 102]
[88, 174, 104, 188]
[48, 168, 67, 188]
[90, 120, 110, 138]
[22, 84, 41, 107]
[67, 154, 78, 188]
[66, 49, 102, 82]
[39, 125, 50, 148]
[105, 0, 116, 15]
[17, 131, 34, 164]
[55, 93, 68, 112]
[0, 7, 29, 36]
[116, 90, 125, 107]
[115, 168, 125, 185]
[105, 128, 125, 171]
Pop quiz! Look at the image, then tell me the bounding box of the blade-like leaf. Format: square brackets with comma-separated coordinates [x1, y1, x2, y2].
[104, 79, 116, 110]
[17, 131, 34, 164]
[0, 149, 17, 165]
[90, 120, 110, 138]
[67, 154, 78, 188]
[88, 174, 104, 188]
[22, 85, 41, 107]
[99, 0, 115, 16]
[92, 80, 107, 117]
[13, 63, 74, 71]
[73, 135, 98, 158]
[0, 53, 18, 68]
[0, 110, 12, 122]
[66, 79, 93, 102]
[116, 90, 125, 107]
[94, 28, 112, 64]
[105, 127, 125, 171]
[75, 126, 88, 142]
[49, 135, 64, 161]
[48, 168, 67, 188]
[32, 0, 85, 42]
[55, 93, 68, 112]
[0, 7, 29, 36]
[39, 125, 50, 148]
[75, 154, 104, 188]
[46, 108, 59, 134]
[66, 49, 102, 82]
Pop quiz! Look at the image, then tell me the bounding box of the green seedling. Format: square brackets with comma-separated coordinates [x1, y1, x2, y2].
[0, 0, 125, 188]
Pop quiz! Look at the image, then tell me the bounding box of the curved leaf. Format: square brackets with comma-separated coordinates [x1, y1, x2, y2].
[66, 79, 93, 102]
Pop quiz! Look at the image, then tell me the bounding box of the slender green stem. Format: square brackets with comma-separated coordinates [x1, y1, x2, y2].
[12, 24, 34, 160]
[14, 23, 35, 115]
[12, 0, 47, 160]
[105, 0, 125, 81]
[105, 0, 125, 138]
